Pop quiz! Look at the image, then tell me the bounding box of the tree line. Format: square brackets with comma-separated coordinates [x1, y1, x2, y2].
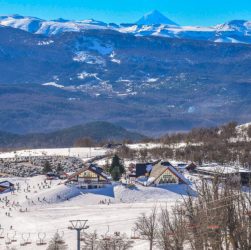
[115, 122, 251, 167]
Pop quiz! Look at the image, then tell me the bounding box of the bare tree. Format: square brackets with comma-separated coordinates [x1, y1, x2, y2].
[99, 234, 133, 250]
[134, 207, 158, 250]
[157, 205, 187, 250]
[81, 231, 99, 250]
[181, 176, 251, 250]
[137, 175, 251, 250]
[82, 232, 133, 250]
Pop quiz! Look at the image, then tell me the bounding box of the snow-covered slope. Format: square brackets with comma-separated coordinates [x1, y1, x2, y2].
[0, 176, 192, 250]
[0, 14, 108, 35]
[1, 13, 251, 44]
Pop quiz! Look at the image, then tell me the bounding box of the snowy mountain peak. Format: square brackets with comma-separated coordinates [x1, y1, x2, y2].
[216, 20, 249, 31]
[8, 14, 25, 19]
[136, 10, 178, 26]
[52, 18, 70, 23]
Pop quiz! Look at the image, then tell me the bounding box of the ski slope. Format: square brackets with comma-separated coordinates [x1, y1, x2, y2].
[0, 176, 193, 249]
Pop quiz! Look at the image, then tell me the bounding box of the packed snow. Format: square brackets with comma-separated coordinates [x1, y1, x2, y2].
[0, 176, 191, 249]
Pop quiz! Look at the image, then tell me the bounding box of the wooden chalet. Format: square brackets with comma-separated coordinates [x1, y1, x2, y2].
[66, 164, 111, 189]
[147, 161, 189, 186]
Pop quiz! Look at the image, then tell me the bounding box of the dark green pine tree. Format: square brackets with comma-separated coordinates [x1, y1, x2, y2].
[56, 163, 63, 173]
[109, 155, 125, 181]
[42, 160, 52, 174]
[110, 166, 121, 181]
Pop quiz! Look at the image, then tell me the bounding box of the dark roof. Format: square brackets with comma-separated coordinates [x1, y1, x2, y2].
[135, 160, 160, 177]
[161, 161, 173, 167]
[88, 164, 109, 180]
[186, 162, 197, 171]
[0, 181, 14, 188]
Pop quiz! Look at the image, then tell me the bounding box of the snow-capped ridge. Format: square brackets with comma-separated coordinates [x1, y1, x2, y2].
[1, 13, 251, 44]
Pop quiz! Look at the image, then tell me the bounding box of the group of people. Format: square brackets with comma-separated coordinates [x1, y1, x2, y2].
[99, 198, 112, 205]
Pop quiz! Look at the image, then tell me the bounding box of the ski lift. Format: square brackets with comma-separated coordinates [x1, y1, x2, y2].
[26, 233, 32, 245]
[166, 232, 175, 237]
[187, 223, 198, 230]
[102, 226, 111, 241]
[80, 233, 85, 242]
[0, 228, 4, 239]
[207, 225, 220, 230]
[113, 231, 122, 241]
[11, 231, 17, 242]
[20, 240, 27, 246]
[130, 229, 140, 240]
[20, 233, 32, 246]
[36, 232, 47, 246]
[5, 233, 12, 245]
[68, 226, 73, 230]
[55, 230, 65, 244]
[114, 231, 120, 237]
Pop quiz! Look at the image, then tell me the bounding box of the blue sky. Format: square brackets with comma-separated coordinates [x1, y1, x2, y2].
[0, 0, 251, 26]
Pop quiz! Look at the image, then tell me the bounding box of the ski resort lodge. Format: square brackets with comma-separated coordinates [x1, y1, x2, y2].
[135, 161, 189, 186]
[66, 164, 111, 189]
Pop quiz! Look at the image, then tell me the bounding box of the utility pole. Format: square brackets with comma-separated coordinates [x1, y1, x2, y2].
[69, 220, 89, 250]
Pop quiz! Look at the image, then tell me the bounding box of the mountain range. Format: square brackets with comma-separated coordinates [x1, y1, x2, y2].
[0, 121, 145, 148]
[1, 11, 251, 44]
[0, 11, 251, 135]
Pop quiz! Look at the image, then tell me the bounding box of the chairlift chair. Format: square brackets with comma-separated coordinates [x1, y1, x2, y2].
[114, 231, 120, 237]
[36, 232, 47, 246]
[5, 233, 12, 245]
[103, 236, 111, 241]
[187, 223, 198, 230]
[20, 233, 32, 246]
[55, 230, 65, 244]
[20, 242, 27, 246]
[0, 228, 4, 239]
[103, 225, 111, 241]
[207, 225, 220, 230]
[11, 231, 17, 242]
[166, 232, 175, 237]
[130, 229, 140, 240]
[5, 239, 11, 245]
